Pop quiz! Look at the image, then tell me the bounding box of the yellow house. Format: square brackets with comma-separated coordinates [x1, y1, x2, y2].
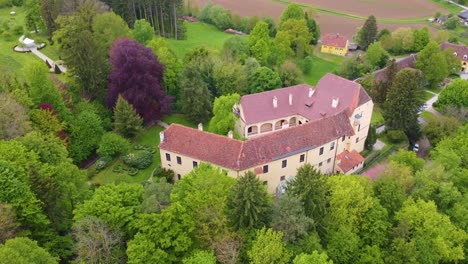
[321, 33, 349, 56]
[159, 73, 373, 194]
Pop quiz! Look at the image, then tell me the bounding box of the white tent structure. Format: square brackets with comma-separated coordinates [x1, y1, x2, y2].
[22, 38, 35, 48]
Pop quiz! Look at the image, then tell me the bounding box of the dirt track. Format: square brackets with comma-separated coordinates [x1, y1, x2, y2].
[194, 0, 443, 38]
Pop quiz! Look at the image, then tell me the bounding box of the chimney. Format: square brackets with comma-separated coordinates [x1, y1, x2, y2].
[289, 93, 293, 106]
[198, 123, 203, 131]
[308, 88, 315, 98]
[273, 96, 278, 108]
[332, 98, 339, 108]
[159, 131, 165, 143]
[228, 130, 233, 139]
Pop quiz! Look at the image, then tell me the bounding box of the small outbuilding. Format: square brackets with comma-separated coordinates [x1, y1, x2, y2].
[458, 10, 468, 22]
[22, 38, 35, 48]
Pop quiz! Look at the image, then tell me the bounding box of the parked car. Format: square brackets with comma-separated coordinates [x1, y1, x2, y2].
[413, 143, 420, 152]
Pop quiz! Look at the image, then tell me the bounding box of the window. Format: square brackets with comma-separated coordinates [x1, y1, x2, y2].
[356, 137, 359, 143]
[300, 154, 305, 162]
[319, 162, 323, 167]
[165, 153, 171, 161]
[327, 158, 331, 164]
[358, 124, 361, 132]
[247, 126, 252, 133]
[280, 176, 285, 181]
[263, 181, 268, 186]
[282, 160, 287, 168]
[342, 135, 345, 141]
[319, 147, 324, 155]
[330, 142, 335, 151]
[177, 174, 181, 180]
[177, 156, 182, 165]
[193, 161, 198, 168]
[263, 165, 269, 173]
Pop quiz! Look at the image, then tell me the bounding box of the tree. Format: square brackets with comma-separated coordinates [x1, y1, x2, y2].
[112, 95, 143, 138]
[249, 21, 272, 65]
[271, 194, 313, 243]
[24, 0, 43, 33]
[278, 60, 303, 87]
[445, 16, 459, 30]
[437, 78, 468, 109]
[335, 56, 367, 80]
[248, 228, 290, 264]
[97, 132, 130, 158]
[432, 30, 450, 44]
[141, 177, 173, 214]
[412, 27, 430, 52]
[278, 3, 304, 28]
[371, 59, 397, 104]
[276, 19, 312, 58]
[209, 94, 240, 135]
[443, 48, 462, 75]
[29, 108, 63, 136]
[180, 65, 213, 124]
[286, 164, 327, 232]
[0, 204, 18, 244]
[73, 216, 125, 264]
[0, 237, 58, 264]
[248, 66, 282, 94]
[358, 15, 378, 50]
[226, 171, 272, 230]
[390, 198, 466, 263]
[213, 61, 247, 95]
[107, 38, 171, 122]
[305, 11, 320, 45]
[373, 174, 407, 217]
[68, 110, 104, 164]
[415, 41, 449, 87]
[293, 251, 333, 264]
[74, 183, 143, 237]
[384, 27, 414, 54]
[126, 203, 194, 263]
[183, 251, 217, 264]
[40, 0, 61, 39]
[147, 37, 183, 98]
[364, 125, 377, 150]
[383, 69, 425, 142]
[92, 11, 130, 52]
[54, 4, 108, 100]
[389, 150, 425, 173]
[132, 19, 154, 44]
[222, 36, 249, 62]
[0, 93, 31, 140]
[366, 42, 389, 69]
[424, 115, 461, 146]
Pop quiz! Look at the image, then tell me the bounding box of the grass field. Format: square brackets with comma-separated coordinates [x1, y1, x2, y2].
[420, 110, 436, 121]
[304, 55, 340, 85]
[0, 6, 62, 80]
[428, 0, 464, 14]
[167, 22, 240, 58]
[371, 106, 385, 126]
[91, 125, 164, 185]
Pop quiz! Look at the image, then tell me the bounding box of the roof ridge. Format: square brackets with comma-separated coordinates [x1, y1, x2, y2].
[240, 84, 313, 99]
[169, 123, 243, 142]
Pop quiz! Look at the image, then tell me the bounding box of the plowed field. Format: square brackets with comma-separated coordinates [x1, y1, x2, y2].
[194, 0, 446, 38]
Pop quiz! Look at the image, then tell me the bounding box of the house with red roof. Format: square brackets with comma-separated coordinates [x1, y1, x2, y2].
[159, 73, 373, 194]
[321, 33, 349, 56]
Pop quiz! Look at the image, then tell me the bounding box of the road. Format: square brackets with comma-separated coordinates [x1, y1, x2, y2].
[448, 0, 468, 10]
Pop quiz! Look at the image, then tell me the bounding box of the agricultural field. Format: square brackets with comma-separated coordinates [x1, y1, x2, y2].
[194, 0, 451, 37]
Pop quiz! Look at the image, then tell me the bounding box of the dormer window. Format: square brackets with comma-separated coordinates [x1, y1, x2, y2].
[464, 55, 467, 60]
[454, 52, 458, 56]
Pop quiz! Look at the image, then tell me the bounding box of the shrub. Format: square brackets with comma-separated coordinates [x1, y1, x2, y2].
[0, 0, 13, 8]
[153, 166, 175, 183]
[97, 132, 131, 158]
[123, 150, 153, 169]
[12, 25, 23, 35]
[299, 56, 313, 74]
[95, 156, 112, 171]
[387, 130, 407, 143]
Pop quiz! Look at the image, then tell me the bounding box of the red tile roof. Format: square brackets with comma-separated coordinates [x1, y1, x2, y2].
[441, 42, 468, 61]
[373, 55, 418, 82]
[240, 73, 368, 125]
[160, 113, 355, 171]
[336, 150, 365, 173]
[322, 33, 348, 48]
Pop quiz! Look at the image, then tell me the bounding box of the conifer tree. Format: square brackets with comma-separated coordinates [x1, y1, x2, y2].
[358, 15, 378, 50]
[113, 95, 143, 138]
[226, 172, 272, 230]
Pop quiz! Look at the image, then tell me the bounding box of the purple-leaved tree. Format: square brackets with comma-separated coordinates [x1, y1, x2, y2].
[107, 38, 171, 122]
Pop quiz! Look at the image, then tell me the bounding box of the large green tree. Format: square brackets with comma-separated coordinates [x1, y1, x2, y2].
[249, 21, 272, 65]
[0, 93, 31, 140]
[415, 41, 449, 87]
[383, 69, 425, 142]
[226, 171, 272, 230]
[412, 27, 430, 52]
[209, 93, 240, 135]
[358, 15, 378, 50]
[437, 78, 468, 109]
[132, 19, 154, 45]
[0, 237, 58, 264]
[248, 66, 282, 94]
[68, 109, 104, 164]
[248, 228, 290, 264]
[112, 95, 143, 138]
[92, 11, 130, 52]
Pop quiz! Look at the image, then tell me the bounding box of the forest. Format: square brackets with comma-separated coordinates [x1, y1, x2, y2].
[0, 0, 467, 263]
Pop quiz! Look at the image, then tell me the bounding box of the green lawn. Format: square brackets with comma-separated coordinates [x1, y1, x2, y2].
[0, 6, 62, 80]
[422, 91, 435, 101]
[162, 113, 198, 128]
[167, 22, 240, 58]
[91, 125, 164, 185]
[304, 55, 340, 85]
[371, 105, 385, 126]
[428, 0, 463, 14]
[420, 111, 436, 121]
